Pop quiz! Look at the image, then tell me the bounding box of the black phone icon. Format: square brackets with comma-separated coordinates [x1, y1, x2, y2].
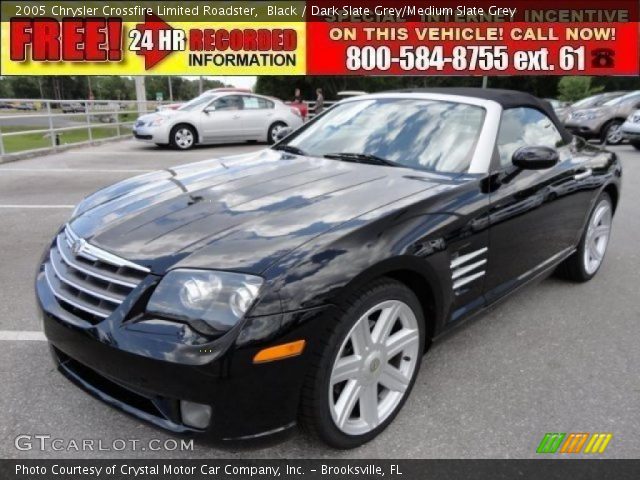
[591, 48, 615, 68]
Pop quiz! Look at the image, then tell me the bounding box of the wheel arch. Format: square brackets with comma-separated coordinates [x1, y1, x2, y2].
[334, 256, 446, 350]
[603, 182, 619, 213]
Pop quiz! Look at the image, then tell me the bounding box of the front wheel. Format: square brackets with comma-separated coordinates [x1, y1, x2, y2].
[300, 279, 425, 449]
[602, 120, 624, 145]
[558, 192, 613, 282]
[170, 125, 196, 150]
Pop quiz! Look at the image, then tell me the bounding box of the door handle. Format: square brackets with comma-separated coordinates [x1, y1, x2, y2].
[232, 114, 241, 119]
[574, 168, 592, 181]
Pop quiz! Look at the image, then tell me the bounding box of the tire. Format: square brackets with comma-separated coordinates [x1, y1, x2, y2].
[169, 124, 196, 150]
[601, 120, 624, 145]
[557, 192, 613, 282]
[267, 122, 287, 145]
[300, 278, 425, 449]
[631, 141, 640, 151]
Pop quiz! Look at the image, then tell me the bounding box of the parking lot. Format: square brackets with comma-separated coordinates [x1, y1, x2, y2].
[1, 139, 639, 459]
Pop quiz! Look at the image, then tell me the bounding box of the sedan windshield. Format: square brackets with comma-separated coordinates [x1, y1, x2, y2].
[282, 98, 485, 173]
[178, 93, 219, 111]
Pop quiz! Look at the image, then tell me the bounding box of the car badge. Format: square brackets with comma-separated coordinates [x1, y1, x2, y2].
[71, 239, 86, 256]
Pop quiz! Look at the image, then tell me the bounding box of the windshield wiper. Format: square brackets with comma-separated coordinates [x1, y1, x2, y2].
[272, 144, 307, 156]
[323, 152, 400, 167]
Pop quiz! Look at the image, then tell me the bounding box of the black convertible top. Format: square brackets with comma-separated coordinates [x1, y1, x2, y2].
[391, 87, 573, 143]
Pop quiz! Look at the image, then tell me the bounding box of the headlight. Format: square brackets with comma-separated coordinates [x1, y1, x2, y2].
[147, 269, 263, 336]
[149, 117, 165, 126]
[583, 111, 603, 121]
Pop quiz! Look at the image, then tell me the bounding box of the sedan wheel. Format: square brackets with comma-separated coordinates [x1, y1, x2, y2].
[171, 126, 195, 150]
[268, 122, 286, 144]
[329, 300, 420, 436]
[583, 198, 612, 275]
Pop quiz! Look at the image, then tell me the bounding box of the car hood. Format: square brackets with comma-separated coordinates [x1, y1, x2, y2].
[69, 149, 454, 275]
[137, 109, 183, 123]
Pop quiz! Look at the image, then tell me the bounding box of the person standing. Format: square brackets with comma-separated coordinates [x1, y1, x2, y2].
[314, 88, 324, 115]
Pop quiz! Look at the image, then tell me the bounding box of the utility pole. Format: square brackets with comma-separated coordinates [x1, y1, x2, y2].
[135, 77, 147, 114]
[198, 76, 203, 94]
[482, 76, 488, 89]
[168, 77, 173, 101]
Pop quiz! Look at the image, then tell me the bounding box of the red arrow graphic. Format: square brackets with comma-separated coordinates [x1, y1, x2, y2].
[134, 13, 174, 70]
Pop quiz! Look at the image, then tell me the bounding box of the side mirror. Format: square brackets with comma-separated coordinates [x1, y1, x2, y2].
[512, 146, 559, 170]
[203, 107, 215, 114]
[274, 127, 293, 142]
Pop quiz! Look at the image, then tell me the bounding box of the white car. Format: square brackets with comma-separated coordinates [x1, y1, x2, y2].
[621, 110, 640, 150]
[133, 91, 303, 149]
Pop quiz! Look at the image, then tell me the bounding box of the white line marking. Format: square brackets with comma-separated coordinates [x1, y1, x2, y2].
[0, 205, 74, 209]
[0, 168, 151, 173]
[0, 330, 47, 341]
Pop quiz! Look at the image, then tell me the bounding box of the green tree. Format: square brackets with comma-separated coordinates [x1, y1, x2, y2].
[557, 77, 604, 102]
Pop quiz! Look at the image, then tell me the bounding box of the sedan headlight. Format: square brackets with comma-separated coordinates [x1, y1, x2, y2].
[149, 117, 165, 126]
[147, 269, 263, 336]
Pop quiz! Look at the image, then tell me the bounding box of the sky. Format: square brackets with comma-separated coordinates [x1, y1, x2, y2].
[202, 76, 257, 89]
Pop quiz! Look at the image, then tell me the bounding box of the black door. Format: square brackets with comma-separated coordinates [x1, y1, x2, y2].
[484, 107, 594, 302]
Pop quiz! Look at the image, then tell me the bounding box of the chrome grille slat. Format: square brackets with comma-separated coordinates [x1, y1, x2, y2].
[56, 234, 139, 288]
[45, 225, 149, 324]
[44, 263, 110, 318]
[49, 248, 125, 304]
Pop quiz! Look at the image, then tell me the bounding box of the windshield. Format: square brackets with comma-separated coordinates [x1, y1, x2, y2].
[178, 93, 218, 111]
[282, 98, 486, 173]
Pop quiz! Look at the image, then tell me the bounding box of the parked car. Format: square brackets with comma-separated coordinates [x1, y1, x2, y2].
[133, 91, 303, 148]
[37, 89, 620, 448]
[620, 110, 640, 149]
[15, 102, 37, 111]
[565, 90, 640, 144]
[558, 91, 627, 123]
[0, 101, 13, 109]
[61, 102, 86, 113]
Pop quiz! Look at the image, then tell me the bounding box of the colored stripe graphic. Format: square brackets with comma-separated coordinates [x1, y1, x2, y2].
[560, 433, 589, 453]
[537, 433, 613, 454]
[584, 433, 613, 454]
[537, 433, 566, 453]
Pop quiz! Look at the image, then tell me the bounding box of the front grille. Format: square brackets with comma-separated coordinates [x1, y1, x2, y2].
[44, 225, 149, 324]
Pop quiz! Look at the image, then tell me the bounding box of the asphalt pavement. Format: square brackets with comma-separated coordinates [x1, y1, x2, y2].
[1, 139, 639, 459]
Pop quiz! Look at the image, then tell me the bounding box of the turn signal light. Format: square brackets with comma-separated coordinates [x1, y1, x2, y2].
[253, 340, 306, 364]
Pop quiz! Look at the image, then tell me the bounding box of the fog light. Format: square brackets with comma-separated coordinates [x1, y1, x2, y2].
[180, 400, 212, 429]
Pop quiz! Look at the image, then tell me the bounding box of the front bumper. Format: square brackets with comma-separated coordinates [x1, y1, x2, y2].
[36, 267, 328, 440]
[132, 124, 170, 144]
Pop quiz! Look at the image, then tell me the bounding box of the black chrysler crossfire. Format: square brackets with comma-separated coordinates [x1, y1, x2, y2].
[36, 89, 621, 449]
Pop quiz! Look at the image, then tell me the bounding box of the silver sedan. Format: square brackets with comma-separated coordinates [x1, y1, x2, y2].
[133, 91, 304, 149]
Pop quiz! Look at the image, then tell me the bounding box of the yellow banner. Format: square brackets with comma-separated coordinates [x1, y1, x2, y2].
[0, 20, 306, 75]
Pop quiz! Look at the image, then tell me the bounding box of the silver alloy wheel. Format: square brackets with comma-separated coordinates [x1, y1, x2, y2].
[606, 124, 623, 144]
[329, 300, 420, 436]
[174, 128, 194, 149]
[583, 199, 612, 275]
[270, 123, 285, 142]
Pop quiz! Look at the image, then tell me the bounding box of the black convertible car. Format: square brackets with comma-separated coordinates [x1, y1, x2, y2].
[36, 89, 621, 448]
